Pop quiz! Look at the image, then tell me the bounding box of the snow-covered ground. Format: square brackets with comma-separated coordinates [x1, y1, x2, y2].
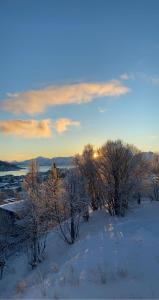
[1, 200, 159, 299]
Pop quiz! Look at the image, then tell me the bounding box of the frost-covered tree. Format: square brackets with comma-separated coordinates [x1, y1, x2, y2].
[53, 168, 88, 244]
[43, 162, 63, 227]
[99, 140, 148, 216]
[74, 144, 102, 211]
[23, 160, 50, 268]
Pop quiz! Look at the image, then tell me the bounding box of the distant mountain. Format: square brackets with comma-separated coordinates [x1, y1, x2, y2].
[14, 156, 73, 167]
[0, 160, 22, 171]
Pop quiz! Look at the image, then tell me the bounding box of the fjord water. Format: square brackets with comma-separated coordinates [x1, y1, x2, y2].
[0, 165, 71, 176]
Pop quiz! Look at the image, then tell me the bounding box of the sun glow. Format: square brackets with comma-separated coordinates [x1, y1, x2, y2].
[93, 152, 99, 159]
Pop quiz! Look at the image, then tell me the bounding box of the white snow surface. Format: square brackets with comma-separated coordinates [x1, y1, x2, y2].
[1, 200, 159, 299]
[0, 200, 26, 214]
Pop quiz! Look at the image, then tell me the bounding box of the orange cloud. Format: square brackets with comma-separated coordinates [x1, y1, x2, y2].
[54, 118, 80, 133]
[0, 119, 52, 138]
[0, 118, 80, 138]
[1, 81, 130, 115]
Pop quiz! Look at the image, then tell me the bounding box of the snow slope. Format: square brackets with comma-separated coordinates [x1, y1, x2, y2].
[1, 200, 159, 299]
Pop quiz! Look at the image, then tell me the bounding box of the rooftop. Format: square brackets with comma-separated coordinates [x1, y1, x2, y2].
[0, 200, 27, 217]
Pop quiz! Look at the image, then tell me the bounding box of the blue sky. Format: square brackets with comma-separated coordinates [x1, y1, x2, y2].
[0, 0, 159, 161]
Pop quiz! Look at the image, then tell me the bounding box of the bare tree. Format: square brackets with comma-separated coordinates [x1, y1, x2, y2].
[23, 160, 49, 268]
[99, 140, 148, 216]
[53, 168, 88, 244]
[43, 162, 63, 228]
[74, 144, 102, 211]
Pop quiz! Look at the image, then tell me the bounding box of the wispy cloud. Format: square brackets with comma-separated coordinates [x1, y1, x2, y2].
[149, 76, 159, 85]
[120, 72, 159, 86]
[98, 107, 107, 113]
[54, 118, 80, 133]
[1, 80, 130, 115]
[136, 72, 159, 85]
[0, 118, 80, 138]
[120, 73, 135, 80]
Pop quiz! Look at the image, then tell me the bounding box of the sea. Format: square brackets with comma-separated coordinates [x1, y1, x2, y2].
[0, 165, 72, 177]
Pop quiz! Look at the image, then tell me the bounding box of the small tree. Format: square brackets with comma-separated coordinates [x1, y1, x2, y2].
[23, 160, 49, 268]
[53, 168, 88, 244]
[43, 162, 63, 228]
[74, 144, 102, 211]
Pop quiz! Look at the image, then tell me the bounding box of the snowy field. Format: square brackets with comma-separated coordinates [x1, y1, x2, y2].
[1, 200, 159, 299]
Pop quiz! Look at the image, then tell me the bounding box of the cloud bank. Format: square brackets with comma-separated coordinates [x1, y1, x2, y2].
[1, 81, 130, 115]
[0, 118, 80, 138]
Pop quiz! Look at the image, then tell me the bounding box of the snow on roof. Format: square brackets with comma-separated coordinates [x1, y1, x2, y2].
[0, 200, 27, 215]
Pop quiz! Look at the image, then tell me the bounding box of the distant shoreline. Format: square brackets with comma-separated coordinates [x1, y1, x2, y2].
[0, 165, 73, 177]
[0, 161, 23, 172]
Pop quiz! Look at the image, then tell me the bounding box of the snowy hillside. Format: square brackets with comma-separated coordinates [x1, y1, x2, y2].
[1, 200, 159, 299]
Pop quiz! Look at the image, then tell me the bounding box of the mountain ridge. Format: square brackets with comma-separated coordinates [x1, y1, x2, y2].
[12, 156, 73, 167]
[0, 160, 22, 171]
